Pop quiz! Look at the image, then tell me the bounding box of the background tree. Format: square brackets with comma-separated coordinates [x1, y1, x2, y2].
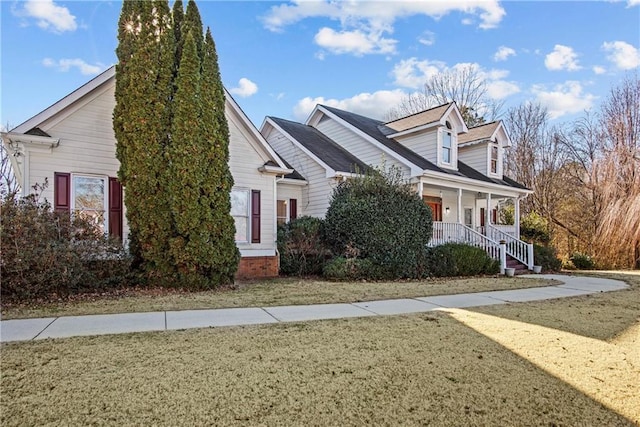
[386, 64, 502, 127]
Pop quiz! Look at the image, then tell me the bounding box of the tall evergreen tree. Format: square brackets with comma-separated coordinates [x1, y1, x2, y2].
[114, 0, 176, 278]
[183, 0, 203, 59]
[115, 0, 240, 287]
[201, 27, 240, 282]
[172, 0, 184, 72]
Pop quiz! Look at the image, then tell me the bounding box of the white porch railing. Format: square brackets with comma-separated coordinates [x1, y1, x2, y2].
[430, 222, 501, 261]
[485, 224, 534, 270]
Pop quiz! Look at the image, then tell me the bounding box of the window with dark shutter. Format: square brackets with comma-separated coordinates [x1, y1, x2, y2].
[289, 198, 297, 221]
[109, 177, 123, 239]
[251, 190, 260, 243]
[53, 172, 71, 212]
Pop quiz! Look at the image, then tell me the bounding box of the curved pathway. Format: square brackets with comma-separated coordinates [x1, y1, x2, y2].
[0, 274, 629, 343]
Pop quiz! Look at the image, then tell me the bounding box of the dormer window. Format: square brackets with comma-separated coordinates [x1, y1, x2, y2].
[442, 121, 453, 164]
[490, 145, 498, 174]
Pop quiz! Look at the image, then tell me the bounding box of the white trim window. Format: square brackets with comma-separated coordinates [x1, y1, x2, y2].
[440, 121, 456, 167]
[490, 144, 499, 175]
[276, 199, 288, 226]
[231, 188, 250, 242]
[71, 174, 108, 234]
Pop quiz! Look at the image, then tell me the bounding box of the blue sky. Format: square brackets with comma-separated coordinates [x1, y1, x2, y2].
[1, 0, 639, 131]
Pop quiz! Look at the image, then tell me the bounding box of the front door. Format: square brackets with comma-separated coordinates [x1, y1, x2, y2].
[423, 196, 442, 221]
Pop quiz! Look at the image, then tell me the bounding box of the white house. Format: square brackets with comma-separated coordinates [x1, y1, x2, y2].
[1, 66, 294, 279]
[261, 103, 536, 271]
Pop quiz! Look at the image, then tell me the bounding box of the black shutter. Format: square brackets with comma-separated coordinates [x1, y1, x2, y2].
[289, 198, 297, 221]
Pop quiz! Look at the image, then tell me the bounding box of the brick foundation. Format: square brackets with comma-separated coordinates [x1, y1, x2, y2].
[236, 256, 279, 280]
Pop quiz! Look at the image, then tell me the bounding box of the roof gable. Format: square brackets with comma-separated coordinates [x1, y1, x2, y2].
[384, 102, 468, 137]
[10, 64, 290, 173]
[265, 116, 369, 175]
[458, 121, 510, 147]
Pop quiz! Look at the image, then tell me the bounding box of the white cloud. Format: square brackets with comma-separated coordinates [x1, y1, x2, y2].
[628, 0, 640, 6]
[262, 1, 504, 57]
[230, 78, 258, 98]
[418, 31, 435, 46]
[533, 81, 596, 119]
[314, 27, 396, 56]
[42, 58, 103, 75]
[15, 0, 77, 33]
[602, 41, 640, 70]
[545, 45, 581, 71]
[293, 89, 409, 121]
[494, 46, 516, 61]
[486, 80, 520, 99]
[391, 59, 519, 100]
[391, 58, 446, 89]
[263, 1, 505, 32]
[593, 65, 606, 75]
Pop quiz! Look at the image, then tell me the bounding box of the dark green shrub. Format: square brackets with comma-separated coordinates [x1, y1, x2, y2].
[0, 186, 130, 302]
[322, 257, 382, 281]
[533, 244, 562, 272]
[520, 212, 551, 244]
[323, 166, 433, 279]
[277, 216, 329, 276]
[426, 243, 499, 277]
[570, 252, 595, 270]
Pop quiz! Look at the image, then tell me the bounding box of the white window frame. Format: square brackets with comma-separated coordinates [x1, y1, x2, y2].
[438, 121, 457, 168]
[231, 188, 250, 243]
[71, 173, 109, 234]
[489, 144, 500, 176]
[276, 199, 290, 226]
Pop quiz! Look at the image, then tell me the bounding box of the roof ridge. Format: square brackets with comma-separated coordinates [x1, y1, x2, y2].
[384, 102, 453, 125]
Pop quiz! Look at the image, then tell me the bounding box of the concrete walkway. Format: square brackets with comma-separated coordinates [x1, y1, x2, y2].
[0, 274, 628, 343]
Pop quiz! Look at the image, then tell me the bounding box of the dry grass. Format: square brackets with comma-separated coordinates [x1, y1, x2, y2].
[1, 272, 638, 426]
[1, 276, 556, 320]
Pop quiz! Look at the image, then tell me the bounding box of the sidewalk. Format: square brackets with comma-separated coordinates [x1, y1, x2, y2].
[0, 274, 628, 343]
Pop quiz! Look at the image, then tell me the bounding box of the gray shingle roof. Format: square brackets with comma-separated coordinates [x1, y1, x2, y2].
[269, 116, 369, 174]
[320, 105, 529, 191]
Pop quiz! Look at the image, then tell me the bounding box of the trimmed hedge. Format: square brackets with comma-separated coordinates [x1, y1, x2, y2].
[277, 216, 328, 276]
[426, 243, 500, 277]
[323, 167, 433, 279]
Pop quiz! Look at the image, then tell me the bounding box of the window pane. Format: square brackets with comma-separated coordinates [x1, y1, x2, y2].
[277, 200, 287, 226]
[443, 131, 452, 149]
[230, 190, 248, 216]
[74, 176, 104, 210]
[234, 216, 248, 242]
[443, 147, 451, 163]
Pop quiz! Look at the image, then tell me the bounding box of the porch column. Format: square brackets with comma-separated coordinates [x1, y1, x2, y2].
[486, 193, 492, 226]
[417, 180, 423, 198]
[457, 188, 462, 224]
[514, 196, 521, 239]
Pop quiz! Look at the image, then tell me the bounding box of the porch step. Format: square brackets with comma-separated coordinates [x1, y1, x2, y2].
[506, 256, 528, 274]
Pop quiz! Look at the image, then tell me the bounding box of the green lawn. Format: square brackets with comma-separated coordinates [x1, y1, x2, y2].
[1, 272, 638, 426]
[1, 276, 558, 320]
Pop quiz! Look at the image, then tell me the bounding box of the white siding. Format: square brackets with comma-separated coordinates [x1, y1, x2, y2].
[24, 79, 279, 256]
[459, 144, 488, 175]
[264, 127, 336, 218]
[227, 111, 277, 253]
[395, 129, 438, 165]
[315, 118, 410, 175]
[27, 82, 129, 238]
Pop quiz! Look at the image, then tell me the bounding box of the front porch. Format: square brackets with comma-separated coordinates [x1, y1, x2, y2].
[416, 179, 534, 272]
